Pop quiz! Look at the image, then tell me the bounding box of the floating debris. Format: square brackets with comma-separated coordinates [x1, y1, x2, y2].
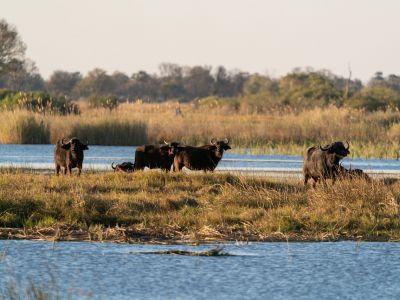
[131, 247, 230, 256]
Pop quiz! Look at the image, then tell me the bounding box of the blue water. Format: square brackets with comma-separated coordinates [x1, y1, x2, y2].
[1, 241, 400, 299]
[0, 144, 399, 174]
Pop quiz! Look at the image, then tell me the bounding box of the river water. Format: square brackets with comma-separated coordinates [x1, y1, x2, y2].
[0, 144, 399, 177]
[1, 240, 400, 299]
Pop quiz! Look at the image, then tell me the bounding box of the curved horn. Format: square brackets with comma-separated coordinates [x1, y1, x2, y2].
[111, 162, 116, 170]
[210, 138, 217, 145]
[164, 140, 169, 145]
[344, 140, 349, 150]
[320, 143, 330, 151]
[224, 138, 229, 144]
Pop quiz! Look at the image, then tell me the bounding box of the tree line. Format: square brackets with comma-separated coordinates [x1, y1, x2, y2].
[1, 18, 400, 112]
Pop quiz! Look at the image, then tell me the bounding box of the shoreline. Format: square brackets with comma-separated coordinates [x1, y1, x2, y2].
[1, 225, 397, 244]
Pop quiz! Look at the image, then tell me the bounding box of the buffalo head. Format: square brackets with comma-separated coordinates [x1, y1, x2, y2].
[61, 138, 89, 151]
[320, 141, 349, 158]
[211, 138, 231, 151]
[161, 141, 181, 156]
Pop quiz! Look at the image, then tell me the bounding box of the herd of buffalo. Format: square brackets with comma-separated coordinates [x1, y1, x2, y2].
[54, 138, 370, 186]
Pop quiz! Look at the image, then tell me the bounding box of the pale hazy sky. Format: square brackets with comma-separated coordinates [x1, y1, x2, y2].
[2, 0, 400, 80]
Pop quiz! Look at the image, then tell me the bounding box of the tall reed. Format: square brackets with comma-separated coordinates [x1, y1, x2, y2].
[0, 103, 399, 157]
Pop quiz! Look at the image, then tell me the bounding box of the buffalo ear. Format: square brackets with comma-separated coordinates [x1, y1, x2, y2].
[61, 143, 71, 150]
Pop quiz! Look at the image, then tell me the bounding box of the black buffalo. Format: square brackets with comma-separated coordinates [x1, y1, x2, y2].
[173, 138, 231, 172]
[111, 162, 135, 173]
[337, 164, 371, 182]
[133, 141, 180, 172]
[54, 137, 89, 176]
[303, 141, 350, 187]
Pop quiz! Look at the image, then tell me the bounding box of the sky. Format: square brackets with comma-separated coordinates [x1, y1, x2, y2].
[2, 0, 400, 81]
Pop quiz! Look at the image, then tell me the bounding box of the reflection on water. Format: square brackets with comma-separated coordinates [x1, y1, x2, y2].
[0, 144, 399, 175]
[1, 241, 400, 299]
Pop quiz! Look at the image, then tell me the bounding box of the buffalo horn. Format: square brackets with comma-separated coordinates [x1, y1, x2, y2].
[224, 138, 229, 144]
[344, 140, 349, 150]
[320, 143, 330, 151]
[210, 138, 217, 145]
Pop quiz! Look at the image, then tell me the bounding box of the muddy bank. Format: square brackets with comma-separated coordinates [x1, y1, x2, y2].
[0, 224, 395, 244]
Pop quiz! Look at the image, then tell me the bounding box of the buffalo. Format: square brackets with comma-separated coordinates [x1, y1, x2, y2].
[54, 137, 89, 176]
[337, 164, 371, 182]
[133, 141, 180, 172]
[173, 138, 231, 172]
[111, 162, 135, 173]
[303, 141, 350, 187]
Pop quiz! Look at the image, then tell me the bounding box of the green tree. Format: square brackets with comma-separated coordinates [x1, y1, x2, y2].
[47, 70, 82, 98]
[347, 86, 400, 111]
[0, 19, 26, 75]
[75, 68, 115, 97]
[279, 70, 341, 107]
[183, 66, 214, 100]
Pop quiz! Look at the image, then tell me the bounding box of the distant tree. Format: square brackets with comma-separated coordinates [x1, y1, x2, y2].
[231, 71, 249, 96]
[129, 71, 160, 101]
[367, 72, 400, 92]
[213, 66, 235, 97]
[242, 74, 278, 96]
[386, 74, 400, 91]
[110, 71, 130, 98]
[348, 86, 400, 111]
[183, 66, 214, 100]
[159, 63, 184, 100]
[0, 19, 45, 91]
[0, 19, 26, 75]
[75, 68, 115, 97]
[47, 70, 82, 98]
[2, 59, 45, 91]
[279, 71, 341, 107]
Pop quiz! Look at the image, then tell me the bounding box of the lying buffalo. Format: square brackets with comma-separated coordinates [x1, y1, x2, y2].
[54, 137, 89, 176]
[337, 164, 371, 182]
[112, 162, 135, 172]
[303, 141, 350, 187]
[134, 141, 180, 172]
[173, 138, 231, 172]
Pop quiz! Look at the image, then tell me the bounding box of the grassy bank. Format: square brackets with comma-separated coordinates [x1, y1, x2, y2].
[1, 170, 400, 243]
[1, 103, 400, 157]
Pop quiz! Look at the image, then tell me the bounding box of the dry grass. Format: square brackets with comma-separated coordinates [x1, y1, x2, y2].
[1, 170, 400, 242]
[0, 102, 400, 157]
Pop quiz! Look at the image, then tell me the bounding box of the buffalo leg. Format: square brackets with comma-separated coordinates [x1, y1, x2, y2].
[173, 162, 182, 172]
[77, 167, 82, 176]
[304, 174, 310, 186]
[63, 167, 67, 175]
[56, 164, 60, 176]
[312, 177, 318, 188]
[67, 166, 72, 176]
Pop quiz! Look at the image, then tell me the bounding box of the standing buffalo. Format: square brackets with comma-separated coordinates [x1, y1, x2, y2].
[111, 162, 135, 172]
[54, 137, 89, 176]
[173, 138, 231, 172]
[303, 141, 350, 187]
[133, 141, 180, 172]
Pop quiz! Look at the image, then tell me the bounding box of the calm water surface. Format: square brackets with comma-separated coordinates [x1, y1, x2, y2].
[0, 144, 399, 176]
[1, 241, 400, 299]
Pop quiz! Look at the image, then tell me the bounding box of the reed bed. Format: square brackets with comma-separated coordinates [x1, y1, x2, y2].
[0, 170, 399, 242]
[0, 103, 400, 157]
